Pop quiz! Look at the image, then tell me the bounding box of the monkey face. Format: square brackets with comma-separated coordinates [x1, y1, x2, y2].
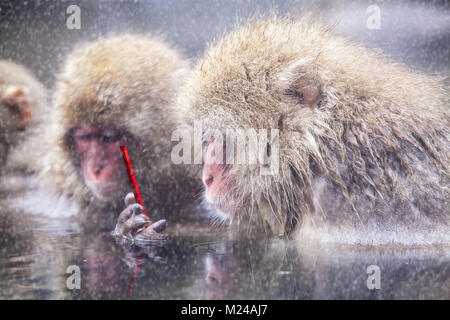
[70, 125, 130, 202]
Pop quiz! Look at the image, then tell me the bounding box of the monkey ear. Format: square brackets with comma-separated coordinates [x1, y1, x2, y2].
[288, 77, 320, 110]
[2, 86, 32, 127]
[279, 62, 321, 110]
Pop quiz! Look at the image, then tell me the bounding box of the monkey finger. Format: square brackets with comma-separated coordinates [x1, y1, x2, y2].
[149, 219, 167, 233]
[124, 192, 137, 206]
[134, 227, 168, 242]
[117, 203, 145, 225]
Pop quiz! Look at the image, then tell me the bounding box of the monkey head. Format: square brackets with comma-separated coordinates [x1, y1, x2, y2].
[177, 18, 331, 235]
[48, 34, 189, 207]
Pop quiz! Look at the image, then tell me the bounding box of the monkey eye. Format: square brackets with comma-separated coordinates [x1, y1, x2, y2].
[74, 134, 94, 142]
[266, 142, 272, 157]
[204, 136, 215, 144]
[206, 175, 214, 187]
[100, 130, 123, 143]
[202, 136, 214, 149]
[286, 88, 304, 103]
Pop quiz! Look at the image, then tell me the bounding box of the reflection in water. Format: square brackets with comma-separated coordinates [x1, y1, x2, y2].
[0, 206, 448, 299]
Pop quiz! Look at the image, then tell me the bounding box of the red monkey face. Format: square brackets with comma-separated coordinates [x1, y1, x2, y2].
[72, 125, 129, 201]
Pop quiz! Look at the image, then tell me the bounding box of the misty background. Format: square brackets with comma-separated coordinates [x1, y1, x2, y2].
[0, 0, 449, 89]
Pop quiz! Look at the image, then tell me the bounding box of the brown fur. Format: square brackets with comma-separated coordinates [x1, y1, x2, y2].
[0, 60, 48, 173]
[38, 34, 201, 221]
[177, 17, 449, 242]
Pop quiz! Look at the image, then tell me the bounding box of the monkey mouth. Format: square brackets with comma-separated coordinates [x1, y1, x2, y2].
[86, 182, 125, 201]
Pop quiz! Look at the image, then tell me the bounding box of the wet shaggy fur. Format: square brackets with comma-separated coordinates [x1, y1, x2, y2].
[0, 60, 48, 172]
[178, 17, 449, 242]
[38, 34, 201, 221]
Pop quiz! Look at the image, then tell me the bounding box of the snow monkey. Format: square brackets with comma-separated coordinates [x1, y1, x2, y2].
[39, 34, 201, 235]
[171, 17, 449, 243]
[0, 60, 48, 175]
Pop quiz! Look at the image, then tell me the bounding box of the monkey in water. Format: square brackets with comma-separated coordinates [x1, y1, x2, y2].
[38, 34, 201, 235]
[0, 61, 48, 178]
[160, 17, 448, 243]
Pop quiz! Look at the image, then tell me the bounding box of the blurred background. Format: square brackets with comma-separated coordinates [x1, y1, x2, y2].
[0, 0, 449, 89]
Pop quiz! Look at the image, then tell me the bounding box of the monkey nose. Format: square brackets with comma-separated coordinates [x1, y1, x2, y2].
[93, 165, 104, 177]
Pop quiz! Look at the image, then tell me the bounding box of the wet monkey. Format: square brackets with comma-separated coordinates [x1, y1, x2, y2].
[0, 61, 48, 176]
[38, 35, 201, 233]
[174, 17, 449, 242]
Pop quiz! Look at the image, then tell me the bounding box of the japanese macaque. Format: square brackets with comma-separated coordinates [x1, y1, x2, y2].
[175, 17, 449, 243]
[38, 34, 200, 232]
[0, 61, 48, 175]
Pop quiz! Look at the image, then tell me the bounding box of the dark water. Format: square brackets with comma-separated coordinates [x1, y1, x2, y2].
[0, 204, 448, 300]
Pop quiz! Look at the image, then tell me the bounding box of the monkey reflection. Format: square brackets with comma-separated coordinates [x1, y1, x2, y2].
[204, 243, 240, 299]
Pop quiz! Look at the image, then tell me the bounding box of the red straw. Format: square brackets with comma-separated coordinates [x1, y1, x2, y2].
[120, 146, 147, 216]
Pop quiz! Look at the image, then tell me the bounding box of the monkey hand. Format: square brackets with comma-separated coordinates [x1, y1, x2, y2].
[112, 192, 168, 243]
